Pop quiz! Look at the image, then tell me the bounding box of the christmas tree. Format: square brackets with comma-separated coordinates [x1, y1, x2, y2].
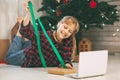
[37, 0, 119, 30]
[37, 0, 119, 54]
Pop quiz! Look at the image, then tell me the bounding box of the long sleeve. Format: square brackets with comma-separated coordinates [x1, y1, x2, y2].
[19, 21, 35, 40]
[59, 38, 73, 66]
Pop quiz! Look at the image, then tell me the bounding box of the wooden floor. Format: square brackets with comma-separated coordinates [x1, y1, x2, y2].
[0, 54, 120, 80]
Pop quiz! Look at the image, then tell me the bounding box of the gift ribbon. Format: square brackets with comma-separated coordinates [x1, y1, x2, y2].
[28, 1, 46, 67]
[28, 1, 66, 68]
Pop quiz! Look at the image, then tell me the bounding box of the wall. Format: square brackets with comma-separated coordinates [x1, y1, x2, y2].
[81, 0, 120, 54]
[0, 0, 42, 39]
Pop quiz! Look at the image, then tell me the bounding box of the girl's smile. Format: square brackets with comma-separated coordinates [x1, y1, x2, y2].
[53, 23, 76, 42]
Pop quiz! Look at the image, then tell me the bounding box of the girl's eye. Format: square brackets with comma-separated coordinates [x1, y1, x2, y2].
[64, 26, 67, 29]
[69, 30, 72, 33]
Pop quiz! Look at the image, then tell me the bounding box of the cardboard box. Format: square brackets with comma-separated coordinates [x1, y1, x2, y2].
[0, 39, 10, 60]
[48, 68, 76, 75]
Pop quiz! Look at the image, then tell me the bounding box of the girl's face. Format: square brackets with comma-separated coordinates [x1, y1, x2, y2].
[56, 22, 76, 40]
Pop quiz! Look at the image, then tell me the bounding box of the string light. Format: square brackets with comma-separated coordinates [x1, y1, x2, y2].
[113, 33, 116, 36]
[52, 26, 55, 29]
[116, 29, 119, 32]
[85, 25, 87, 28]
[102, 23, 105, 26]
[49, 23, 52, 26]
[116, 11, 119, 14]
[52, 9, 55, 12]
[112, 23, 120, 41]
[111, 11, 114, 14]
[102, 15, 104, 18]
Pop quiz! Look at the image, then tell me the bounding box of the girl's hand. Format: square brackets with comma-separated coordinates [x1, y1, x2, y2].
[23, 0, 31, 26]
[65, 63, 73, 69]
[17, 17, 23, 23]
[24, 0, 30, 15]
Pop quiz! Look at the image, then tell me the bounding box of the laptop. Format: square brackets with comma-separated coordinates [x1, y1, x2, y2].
[70, 50, 108, 79]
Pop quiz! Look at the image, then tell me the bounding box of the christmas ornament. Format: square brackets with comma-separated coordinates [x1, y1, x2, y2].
[56, 10, 62, 16]
[89, 0, 97, 8]
[63, 0, 69, 4]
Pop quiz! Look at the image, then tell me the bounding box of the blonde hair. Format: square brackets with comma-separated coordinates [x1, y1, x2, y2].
[57, 16, 80, 34]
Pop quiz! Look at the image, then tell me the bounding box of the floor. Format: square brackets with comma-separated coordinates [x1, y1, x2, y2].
[0, 54, 120, 80]
[106, 54, 120, 80]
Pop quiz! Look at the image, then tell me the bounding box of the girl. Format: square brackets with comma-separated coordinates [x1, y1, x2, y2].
[6, 2, 79, 69]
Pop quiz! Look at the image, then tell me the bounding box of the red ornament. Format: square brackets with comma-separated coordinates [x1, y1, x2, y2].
[63, 0, 69, 4]
[56, 10, 62, 16]
[89, 0, 97, 8]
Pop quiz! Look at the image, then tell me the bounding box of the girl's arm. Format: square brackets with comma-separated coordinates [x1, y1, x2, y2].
[19, 1, 35, 40]
[60, 38, 73, 69]
[23, 1, 31, 27]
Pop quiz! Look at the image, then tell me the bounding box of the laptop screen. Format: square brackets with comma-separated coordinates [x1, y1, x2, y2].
[77, 50, 108, 78]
